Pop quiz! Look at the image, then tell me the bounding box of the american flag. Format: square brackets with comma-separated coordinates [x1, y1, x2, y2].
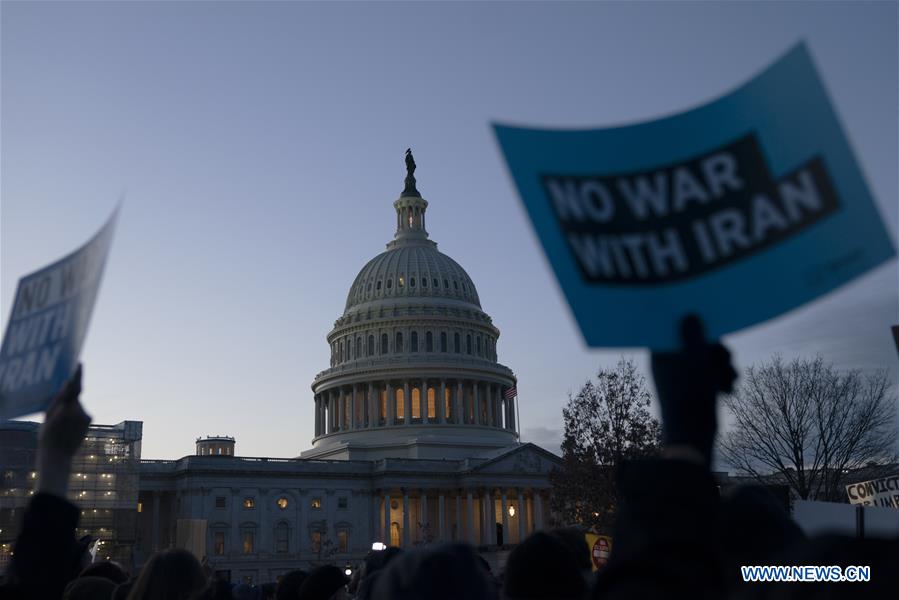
[504, 386, 517, 400]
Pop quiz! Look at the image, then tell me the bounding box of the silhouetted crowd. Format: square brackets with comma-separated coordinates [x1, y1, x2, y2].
[2, 318, 897, 599]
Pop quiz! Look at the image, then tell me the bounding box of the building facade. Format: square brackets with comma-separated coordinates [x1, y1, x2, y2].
[0, 420, 143, 571]
[133, 159, 559, 582]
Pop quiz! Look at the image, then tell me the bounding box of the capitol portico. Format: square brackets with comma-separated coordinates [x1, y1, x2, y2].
[128, 153, 559, 583]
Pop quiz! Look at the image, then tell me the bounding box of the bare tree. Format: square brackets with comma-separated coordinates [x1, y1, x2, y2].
[719, 356, 896, 501]
[550, 358, 662, 532]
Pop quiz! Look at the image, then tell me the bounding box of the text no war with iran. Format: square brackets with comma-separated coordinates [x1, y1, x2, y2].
[0, 207, 118, 420]
[493, 43, 895, 348]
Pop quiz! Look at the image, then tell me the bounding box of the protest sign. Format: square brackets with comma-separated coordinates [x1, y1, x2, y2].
[585, 533, 612, 571]
[0, 207, 119, 420]
[494, 43, 895, 349]
[846, 476, 899, 509]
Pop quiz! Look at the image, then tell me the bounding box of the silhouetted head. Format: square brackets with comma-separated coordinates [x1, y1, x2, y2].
[504, 532, 586, 600]
[297, 565, 349, 600]
[63, 575, 117, 600]
[718, 484, 805, 576]
[371, 544, 495, 600]
[126, 549, 206, 600]
[548, 528, 591, 573]
[80, 560, 129, 585]
[276, 569, 308, 600]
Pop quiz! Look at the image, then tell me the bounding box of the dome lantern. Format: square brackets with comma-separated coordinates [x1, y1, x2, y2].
[391, 149, 430, 246]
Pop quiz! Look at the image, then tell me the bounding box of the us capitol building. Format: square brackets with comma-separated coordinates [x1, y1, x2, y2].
[1, 153, 559, 584]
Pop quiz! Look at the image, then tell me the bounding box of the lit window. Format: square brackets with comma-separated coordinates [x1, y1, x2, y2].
[398, 276, 405, 288]
[137, 502, 142, 513]
[311, 530, 322, 553]
[311, 498, 322, 510]
[243, 498, 255, 509]
[395, 388, 405, 420]
[242, 531, 254, 554]
[427, 387, 436, 419]
[277, 497, 288, 510]
[445, 387, 452, 419]
[412, 388, 421, 419]
[338, 497, 348, 510]
[214, 532, 225, 555]
[338, 530, 348, 553]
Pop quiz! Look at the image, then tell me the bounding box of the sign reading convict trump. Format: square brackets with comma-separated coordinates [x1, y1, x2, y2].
[0, 207, 118, 420]
[494, 43, 895, 349]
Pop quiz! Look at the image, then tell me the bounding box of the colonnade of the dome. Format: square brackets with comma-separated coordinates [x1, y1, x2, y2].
[312, 378, 516, 439]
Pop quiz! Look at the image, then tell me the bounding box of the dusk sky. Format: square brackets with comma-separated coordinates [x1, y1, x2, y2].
[2, 1, 896, 461]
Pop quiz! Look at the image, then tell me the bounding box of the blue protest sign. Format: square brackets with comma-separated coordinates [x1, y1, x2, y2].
[0, 207, 119, 419]
[494, 43, 895, 349]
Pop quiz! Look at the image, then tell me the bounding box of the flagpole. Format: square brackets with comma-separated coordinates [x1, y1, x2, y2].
[515, 389, 521, 443]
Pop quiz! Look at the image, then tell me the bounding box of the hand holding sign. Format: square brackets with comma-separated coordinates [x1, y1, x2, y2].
[0, 207, 118, 420]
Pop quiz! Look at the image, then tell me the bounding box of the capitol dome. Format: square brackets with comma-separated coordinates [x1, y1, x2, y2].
[304, 152, 519, 460]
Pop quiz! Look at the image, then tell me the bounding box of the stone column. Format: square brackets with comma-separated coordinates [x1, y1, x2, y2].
[455, 381, 463, 424]
[517, 489, 526, 543]
[338, 387, 345, 431]
[313, 396, 319, 436]
[534, 490, 544, 530]
[438, 492, 446, 542]
[501, 490, 510, 545]
[474, 383, 482, 425]
[386, 382, 395, 425]
[487, 488, 497, 545]
[350, 385, 357, 430]
[383, 492, 391, 543]
[404, 381, 411, 424]
[402, 491, 410, 547]
[466, 490, 475, 545]
[438, 380, 446, 424]
[151, 492, 160, 551]
[508, 395, 516, 432]
[420, 491, 429, 542]
[455, 493, 463, 542]
[230, 488, 241, 554]
[487, 384, 495, 426]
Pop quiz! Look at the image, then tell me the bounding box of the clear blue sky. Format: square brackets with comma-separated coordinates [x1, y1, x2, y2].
[2, 1, 896, 460]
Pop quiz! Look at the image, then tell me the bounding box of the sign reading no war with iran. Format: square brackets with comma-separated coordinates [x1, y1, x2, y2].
[0, 207, 119, 420]
[494, 43, 895, 349]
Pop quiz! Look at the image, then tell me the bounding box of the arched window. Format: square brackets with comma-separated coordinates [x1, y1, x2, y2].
[412, 387, 421, 419]
[381, 334, 389, 354]
[427, 387, 436, 420]
[454, 333, 460, 354]
[339, 341, 344, 362]
[410, 277, 416, 288]
[466, 334, 472, 355]
[387, 279, 393, 289]
[477, 336, 482, 356]
[395, 388, 405, 421]
[368, 335, 375, 356]
[422, 277, 428, 288]
[377, 280, 382, 291]
[434, 278, 439, 288]
[396, 332, 403, 353]
[443, 278, 449, 289]
[411, 331, 418, 352]
[274, 522, 289, 554]
[440, 332, 447, 352]
[454, 280, 459, 290]
[426, 331, 433, 352]
[356, 337, 362, 359]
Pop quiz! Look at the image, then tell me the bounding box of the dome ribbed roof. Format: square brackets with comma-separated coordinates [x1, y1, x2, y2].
[344, 243, 481, 312]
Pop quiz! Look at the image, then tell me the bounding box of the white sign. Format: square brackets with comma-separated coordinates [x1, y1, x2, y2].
[846, 476, 899, 508]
